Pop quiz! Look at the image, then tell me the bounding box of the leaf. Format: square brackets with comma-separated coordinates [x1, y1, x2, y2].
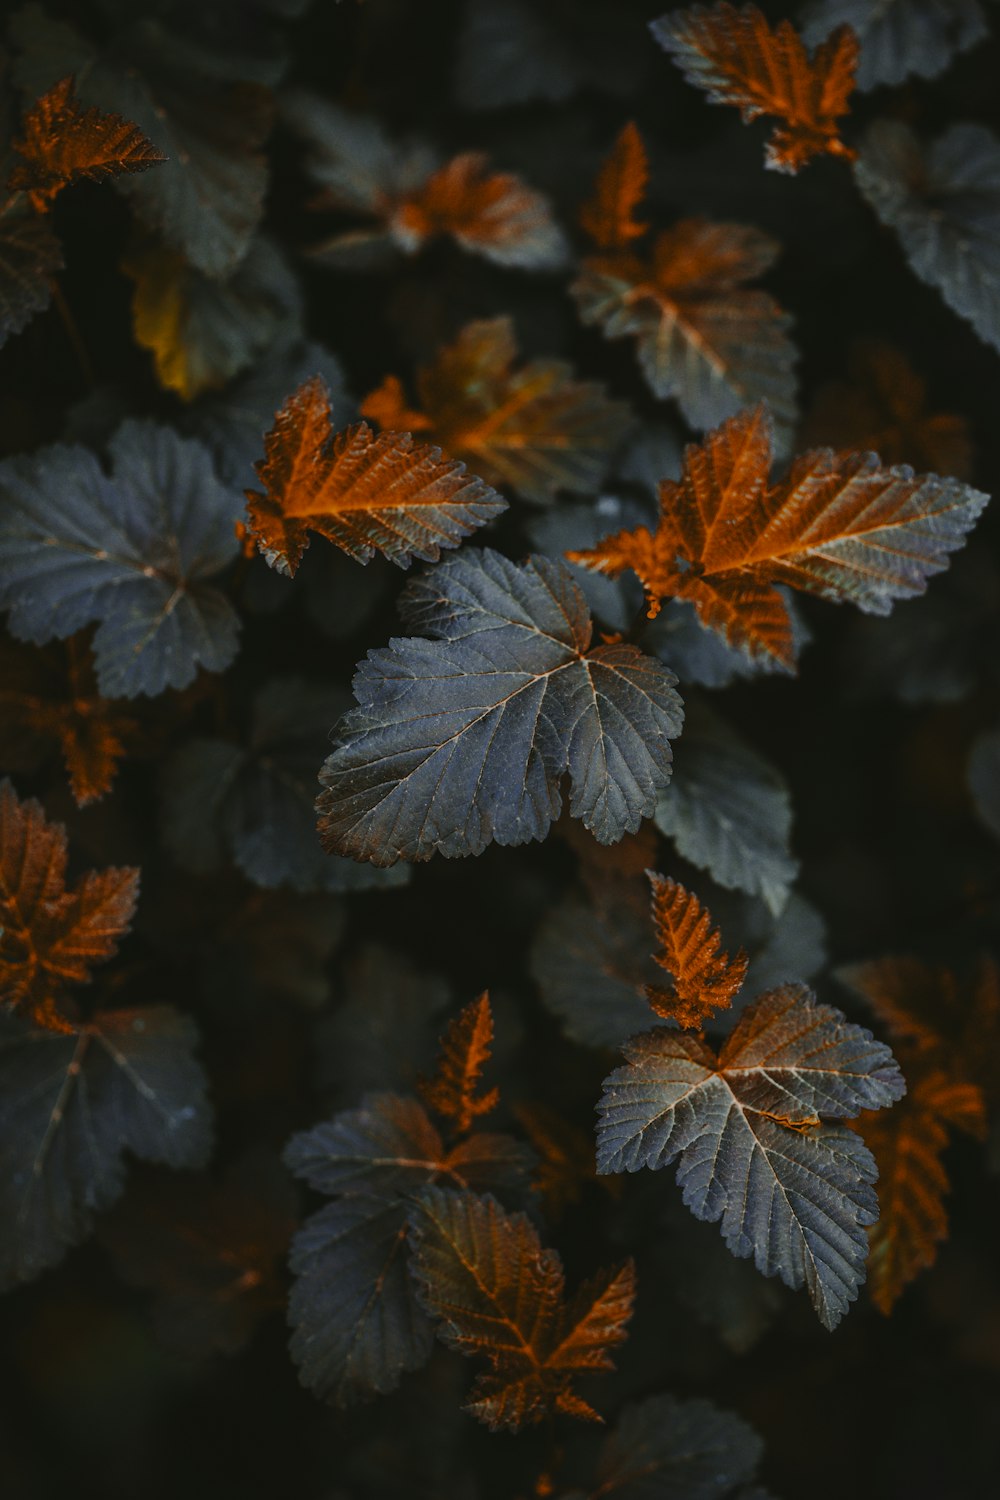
[0, 189, 62, 348]
[653, 700, 798, 914]
[802, 339, 973, 482]
[361, 317, 631, 506]
[969, 727, 1000, 843]
[317, 548, 684, 864]
[597, 984, 905, 1327]
[0, 780, 138, 1031]
[856, 1071, 985, 1314]
[579, 122, 649, 250]
[160, 678, 407, 894]
[123, 235, 301, 403]
[420, 994, 500, 1134]
[9, 75, 165, 209]
[0, 420, 243, 698]
[801, 0, 987, 92]
[854, 120, 1000, 354]
[243, 376, 507, 576]
[409, 1187, 635, 1430]
[0, 1004, 213, 1289]
[11, 5, 271, 277]
[650, 3, 858, 173]
[568, 404, 989, 671]
[0, 637, 137, 806]
[644, 873, 749, 1030]
[581, 1391, 770, 1500]
[573, 155, 797, 437]
[284, 1093, 533, 1405]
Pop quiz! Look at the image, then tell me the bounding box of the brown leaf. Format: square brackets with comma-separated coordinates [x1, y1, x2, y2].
[389, 151, 566, 267]
[243, 375, 507, 575]
[420, 993, 500, 1135]
[9, 76, 166, 211]
[579, 121, 649, 250]
[644, 872, 747, 1027]
[652, 4, 858, 173]
[568, 403, 988, 669]
[361, 316, 631, 504]
[0, 780, 138, 1031]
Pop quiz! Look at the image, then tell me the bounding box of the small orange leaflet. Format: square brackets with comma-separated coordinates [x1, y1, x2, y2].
[568, 403, 989, 670]
[0, 780, 139, 1032]
[644, 872, 747, 1028]
[651, 3, 858, 173]
[390, 152, 565, 266]
[243, 375, 506, 575]
[419, 993, 500, 1135]
[579, 120, 649, 250]
[9, 76, 166, 211]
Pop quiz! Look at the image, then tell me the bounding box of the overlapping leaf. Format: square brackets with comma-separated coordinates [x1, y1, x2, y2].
[0, 188, 62, 348]
[573, 125, 797, 437]
[419, 993, 500, 1133]
[801, 0, 987, 91]
[0, 781, 138, 1031]
[644, 873, 748, 1029]
[160, 678, 406, 894]
[653, 700, 798, 913]
[243, 376, 506, 576]
[123, 235, 301, 402]
[597, 984, 905, 1327]
[361, 317, 631, 505]
[651, 2, 858, 173]
[317, 548, 684, 865]
[854, 120, 1000, 354]
[282, 92, 567, 270]
[409, 1187, 635, 1429]
[0, 420, 243, 698]
[569, 404, 989, 670]
[9, 75, 165, 209]
[0, 1004, 212, 1289]
[12, 5, 271, 278]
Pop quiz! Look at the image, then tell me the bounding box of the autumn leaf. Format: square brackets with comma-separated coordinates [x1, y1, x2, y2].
[573, 127, 797, 437]
[410, 1187, 635, 1429]
[568, 404, 989, 670]
[0, 780, 139, 1031]
[361, 317, 631, 505]
[644, 872, 748, 1029]
[579, 120, 648, 250]
[390, 152, 568, 268]
[420, 994, 500, 1134]
[598, 984, 905, 1327]
[650, 3, 859, 173]
[9, 76, 165, 210]
[243, 375, 507, 576]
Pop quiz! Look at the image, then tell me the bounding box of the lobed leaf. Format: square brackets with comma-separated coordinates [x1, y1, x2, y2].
[244, 376, 507, 576]
[0, 420, 243, 698]
[651, 2, 858, 173]
[583, 1390, 770, 1500]
[597, 984, 905, 1327]
[644, 872, 749, 1029]
[419, 994, 500, 1134]
[801, 0, 987, 92]
[317, 548, 684, 864]
[579, 121, 649, 251]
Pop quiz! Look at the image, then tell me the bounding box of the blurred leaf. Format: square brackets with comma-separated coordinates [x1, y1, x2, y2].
[419, 994, 500, 1134]
[410, 1187, 635, 1430]
[801, 0, 987, 91]
[0, 421, 243, 698]
[579, 120, 648, 250]
[317, 549, 684, 864]
[968, 727, 1000, 843]
[0, 188, 61, 348]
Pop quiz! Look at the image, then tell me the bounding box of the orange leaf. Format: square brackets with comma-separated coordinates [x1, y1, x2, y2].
[9, 76, 166, 211]
[419, 993, 500, 1135]
[644, 872, 747, 1027]
[651, 4, 858, 173]
[390, 151, 566, 266]
[360, 316, 631, 504]
[0, 780, 139, 1031]
[568, 403, 988, 670]
[243, 375, 507, 575]
[579, 121, 649, 250]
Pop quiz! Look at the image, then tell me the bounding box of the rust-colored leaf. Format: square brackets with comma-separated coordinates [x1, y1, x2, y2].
[569, 403, 988, 670]
[410, 1187, 635, 1430]
[644, 872, 748, 1028]
[243, 375, 507, 575]
[651, 4, 858, 173]
[0, 780, 138, 1031]
[579, 121, 649, 250]
[390, 151, 566, 267]
[419, 993, 500, 1135]
[513, 1102, 610, 1220]
[361, 316, 631, 504]
[9, 76, 166, 211]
